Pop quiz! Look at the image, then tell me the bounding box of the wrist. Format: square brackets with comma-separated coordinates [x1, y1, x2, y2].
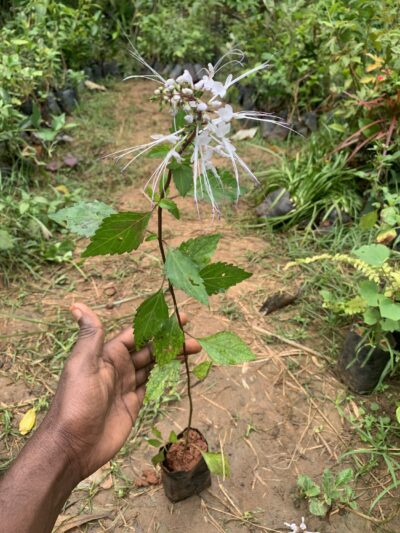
[36, 415, 84, 485]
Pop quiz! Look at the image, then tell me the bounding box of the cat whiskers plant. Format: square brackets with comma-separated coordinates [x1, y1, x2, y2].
[53, 49, 277, 502]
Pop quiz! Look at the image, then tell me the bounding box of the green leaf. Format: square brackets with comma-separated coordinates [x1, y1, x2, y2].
[358, 280, 380, 306]
[198, 331, 256, 365]
[363, 308, 380, 325]
[151, 449, 165, 466]
[297, 475, 321, 498]
[179, 234, 221, 269]
[171, 164, 193, 196]
[30, 101, 41, 129]
[200, 262, 252, 295]
[134, 291, 169, 349]
[50, 201, 116, 237]
[82, 211, 151, 257]
[335, 468, 354, 487]
[145, 233, 158, 242]
[168, 431, 178, 443]
[152, 427, 162, 439]
[202, 452, 230, 478]
[309, 498, 327, 517]
[146, 144, 171, 158]
[381, 206, 398, 226]
[144, 360, 180, 405]
[159, 198, 180, 219]
[381, 318, 400, 332]
[153, 315, 184, 365]
[379, 298, 400, 321]
[165, 248, 209, 305]
[353, 244, 390, 266]
[147, 438, 162, 447]
[173, 109, 186, 130]
[359, 210, 378, 230]
[0, 229, 14, 251]
[36, 129, 57, 142]
[193, 360, 212, 380]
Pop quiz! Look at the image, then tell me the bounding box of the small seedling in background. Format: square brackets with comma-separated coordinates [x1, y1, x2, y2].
[297, 468, 357, 517]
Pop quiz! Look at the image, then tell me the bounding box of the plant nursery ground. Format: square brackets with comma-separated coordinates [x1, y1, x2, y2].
[1, 81, 400, 533]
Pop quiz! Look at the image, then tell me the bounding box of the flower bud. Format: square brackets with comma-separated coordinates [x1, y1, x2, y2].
[182, 88, 193, 96]
[197, 102, 208, 112]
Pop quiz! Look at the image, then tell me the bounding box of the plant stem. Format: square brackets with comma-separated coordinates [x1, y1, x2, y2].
[156, 130, 196, 444]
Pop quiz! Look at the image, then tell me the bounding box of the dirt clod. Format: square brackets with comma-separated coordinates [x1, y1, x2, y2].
[165, 429, 207, 472]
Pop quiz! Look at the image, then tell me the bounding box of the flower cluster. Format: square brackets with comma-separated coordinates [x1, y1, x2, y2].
[112, 49, 289, 212]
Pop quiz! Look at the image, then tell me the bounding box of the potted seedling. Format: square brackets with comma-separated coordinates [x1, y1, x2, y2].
[53, 49, 286, 501]
[286, 244, 400, 394]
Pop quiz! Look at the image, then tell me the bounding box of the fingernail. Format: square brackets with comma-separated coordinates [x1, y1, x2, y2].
[70, 305, 82, 321]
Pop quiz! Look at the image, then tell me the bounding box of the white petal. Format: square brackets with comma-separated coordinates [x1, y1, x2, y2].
[217, 104, 234, 122]
[176, 69, 193, 86]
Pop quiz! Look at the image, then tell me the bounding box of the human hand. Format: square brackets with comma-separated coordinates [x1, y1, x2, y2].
[40, 302, 201, 481]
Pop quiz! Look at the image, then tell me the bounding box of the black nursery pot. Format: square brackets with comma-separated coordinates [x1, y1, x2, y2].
[160, 428, 211, 503]
[337, 330, 390, 394]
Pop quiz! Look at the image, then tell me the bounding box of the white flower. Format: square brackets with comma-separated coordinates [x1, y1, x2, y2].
[217, 104, 234, 123]
[176, 69, 193, 86]
[197, 102, 208, 112]
[284, 517, 320, 533]
[117, 47, 292, 211]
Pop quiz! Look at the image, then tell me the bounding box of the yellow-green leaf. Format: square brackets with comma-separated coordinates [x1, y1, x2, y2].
[19, 407, 36, 435]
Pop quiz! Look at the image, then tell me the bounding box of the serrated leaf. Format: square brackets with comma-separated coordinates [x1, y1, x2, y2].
[134, 291, 169, 349]
[159, 199, 180, 219]
[379, 298, 400, 321]
[171, 164, 193, 196]
[19, 407, 36, 435]
[50, 201, 116, 237]
[0, 229, 14, 251]
[200, 262, 252, 295]
[82, 211, 151, 257]
[198, 331, 256, 365]
[179, 234, 221, 269]
[353, 244, 390, 266]
[358, 280, 380, 306]
[165, 248, 209, 305]
[193, 360, 212, 380]
[309, 498, 327, 517]
[144, 360, 181, 405]
[202, 452, 230, 478]
[153, 315, 184, 365]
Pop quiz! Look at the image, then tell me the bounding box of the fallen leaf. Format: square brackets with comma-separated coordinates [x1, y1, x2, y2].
[54, 511, 110, 532]
[55, 185, 70, 195]
[84, 80, 107, 91]
[63, 154, 79, 168]
[134, 468, 160, 487]
[19, 407, 36, 435]
[231, 127, 258, 141]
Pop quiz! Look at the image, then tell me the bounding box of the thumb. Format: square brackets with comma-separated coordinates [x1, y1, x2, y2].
[70, 303, 104, 361]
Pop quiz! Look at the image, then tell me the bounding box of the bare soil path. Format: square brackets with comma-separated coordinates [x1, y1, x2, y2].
[1, 81, 398, 532]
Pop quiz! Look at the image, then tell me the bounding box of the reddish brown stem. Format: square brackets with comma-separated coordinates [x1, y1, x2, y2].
[156, 130, 196, 444]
